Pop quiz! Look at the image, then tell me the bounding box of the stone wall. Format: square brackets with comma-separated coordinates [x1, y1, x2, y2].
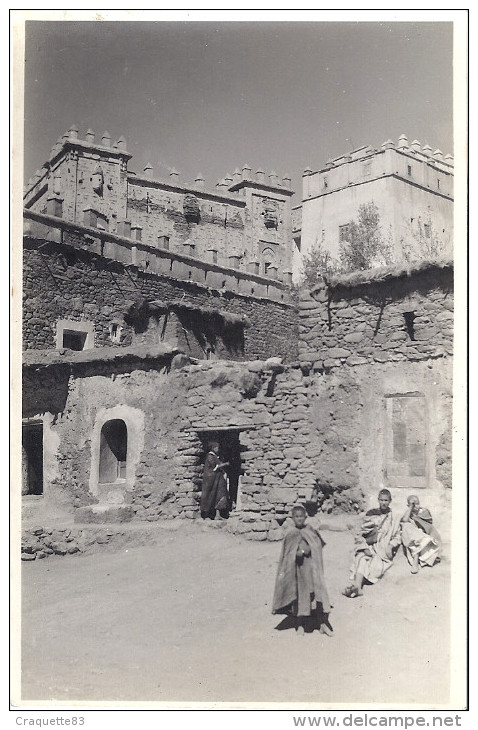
[23, 237, 298, 363]
[22, 260, 453, 539]
[23, 353, 452, 539]
[298, 263, 453, 371]
[22, 357, 323, 536]
[297, 262, 453, 513]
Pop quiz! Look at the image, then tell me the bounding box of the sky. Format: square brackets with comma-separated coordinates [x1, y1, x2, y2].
[23, 20, 453, 198]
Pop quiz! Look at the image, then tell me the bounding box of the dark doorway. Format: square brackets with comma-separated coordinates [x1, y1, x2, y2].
[197, 429, 243, 509]
[22, 423, 43, 495]
[99, 419, 127, 484]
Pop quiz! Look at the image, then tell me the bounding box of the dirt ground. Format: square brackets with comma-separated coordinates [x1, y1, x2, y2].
[20, 519, 450, 705]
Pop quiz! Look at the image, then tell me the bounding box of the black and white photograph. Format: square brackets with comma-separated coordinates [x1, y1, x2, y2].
[11, 9, 468, 714]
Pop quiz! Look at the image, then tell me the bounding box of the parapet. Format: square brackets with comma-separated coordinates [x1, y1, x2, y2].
[226, 165, 294, 196]
[23, 208, 293, 303]
[25, 125, 295, 202]
[24, 125, 133, 198]
[308, 134, 454, 177]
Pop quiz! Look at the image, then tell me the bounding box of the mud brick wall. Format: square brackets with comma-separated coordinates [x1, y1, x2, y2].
[23, 238, 298, 363]
[298, 265, 453, 371]
[127, 182, 246, 266]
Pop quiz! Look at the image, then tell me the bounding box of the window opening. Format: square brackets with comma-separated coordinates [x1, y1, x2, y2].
[109, 323, 123, 344]
[403, 311, 416, 341]
[62, 329, 87, 351]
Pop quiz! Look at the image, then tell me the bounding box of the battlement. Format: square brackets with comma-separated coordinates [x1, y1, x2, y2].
[304, 134, 454, 179]
[24, 125, 294, 201]
[23, 125, 131, 197]
[301, 133, 454, 208]
[23, 125, 296, 282]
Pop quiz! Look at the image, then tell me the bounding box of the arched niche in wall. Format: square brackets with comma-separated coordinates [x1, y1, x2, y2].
[89, 405, 145, 505]
[99, 419, 127, 484]
[261, 246, 276, 276]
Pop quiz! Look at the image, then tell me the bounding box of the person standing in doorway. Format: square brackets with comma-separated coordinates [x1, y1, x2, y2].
[200, 441, 230, 519]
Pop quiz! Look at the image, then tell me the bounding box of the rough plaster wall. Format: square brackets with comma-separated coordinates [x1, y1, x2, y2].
[355, 359, 453, 510]
[22, 256, 452, 535]
[22, 363, 186, 514]
[308, 371, 363, 505]
[23, 239, 298, 362]
[89, 403, 145, 503]
[25, 185, 49, 216]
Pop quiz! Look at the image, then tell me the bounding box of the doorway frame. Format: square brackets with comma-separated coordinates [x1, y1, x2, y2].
[194, 426, 254, 513]
[22, 417, 44, 498]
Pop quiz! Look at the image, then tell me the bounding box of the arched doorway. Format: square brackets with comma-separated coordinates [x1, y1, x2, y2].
[99, 419, 127, 484]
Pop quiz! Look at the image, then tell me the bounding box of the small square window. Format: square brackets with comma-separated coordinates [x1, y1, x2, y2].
[56, 319, 94, 351]
[62, 330, 87, 351]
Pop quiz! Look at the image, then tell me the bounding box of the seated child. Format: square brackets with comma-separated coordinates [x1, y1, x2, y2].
[400, 495, 442, 573]
[272, 505, 333, 636]
[343, 488, 401, 598]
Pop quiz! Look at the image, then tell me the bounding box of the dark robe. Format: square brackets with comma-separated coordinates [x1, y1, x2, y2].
[272, 524, 331, 617]
[200, 452, 229, 514]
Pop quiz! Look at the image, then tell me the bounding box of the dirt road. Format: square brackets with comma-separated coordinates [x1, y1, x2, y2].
[21, 520, 450, 704]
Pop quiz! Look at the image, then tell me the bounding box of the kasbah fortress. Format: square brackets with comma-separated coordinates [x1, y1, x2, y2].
[20, 125, 454, 559]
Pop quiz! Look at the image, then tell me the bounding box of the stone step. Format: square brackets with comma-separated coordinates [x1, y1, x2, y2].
[74, 504, 134, 524]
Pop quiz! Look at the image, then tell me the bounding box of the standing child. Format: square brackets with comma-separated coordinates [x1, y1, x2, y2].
[272, 505, 333, 636]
